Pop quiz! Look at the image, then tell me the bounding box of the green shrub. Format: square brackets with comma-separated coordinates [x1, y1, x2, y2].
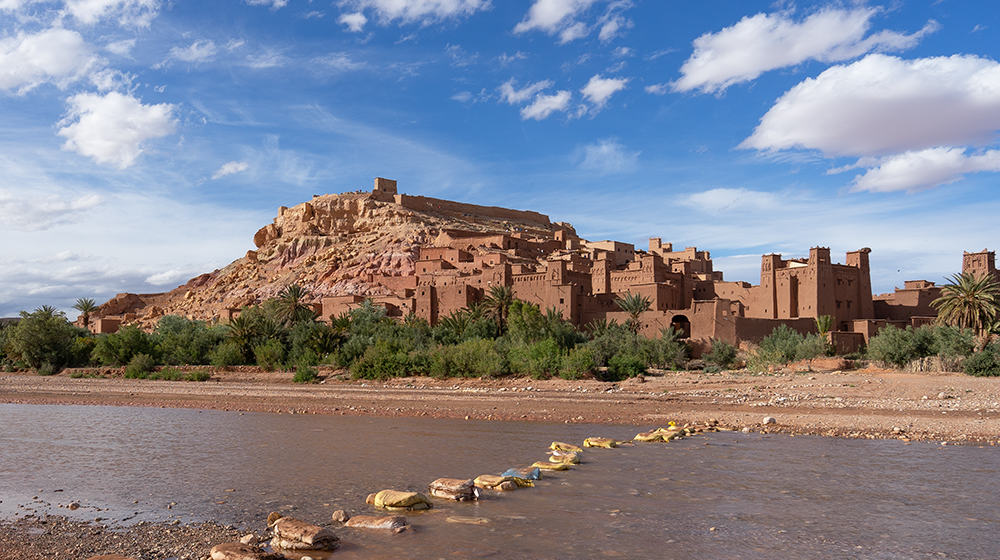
[293, 364, 319, 383]
[964, 345, 1000, 376]
[124, 353, 156, 378]
[5, 307, 88, 371]
[92, 326, 155, 366]
[209, 341, 245, 367]
[642, 328, 688, 369]
[287, 321, 343, 366]
[704, 340, 738, 369]
[508, 338, 562, 379]
[605, 352, 646, 381]
[253, 339, 286, 371]
[585, 324, 634, 367]
[350, 340, 411, 379]
[37, 362, 58, 376]
[866, 325, 918, 367]
[795, 334, 830, 360]
[428, 338, 506, 378]
[185, 371, 212, 382]
[929, 325, 975, 358]
[758, 325, 805, 364]
[560, 345, 596, 380]
[148, 366, 184, 381]
[154, 316, 225, 365]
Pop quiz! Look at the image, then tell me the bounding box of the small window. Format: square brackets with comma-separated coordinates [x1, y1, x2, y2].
[559, 298, 564, 304]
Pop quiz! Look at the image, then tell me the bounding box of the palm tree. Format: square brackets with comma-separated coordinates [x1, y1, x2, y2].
[614, 292, 652, 335]
[226, 315, 257, 360]
[73, 298, 97, 330]
[931, 272, 1000, 338]
[276, 284, 315, 325]
[482, 285, 514, 334]
[815, 315, 833, 338]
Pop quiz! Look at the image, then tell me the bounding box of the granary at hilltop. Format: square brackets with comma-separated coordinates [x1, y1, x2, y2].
[87, 177, 974, 352]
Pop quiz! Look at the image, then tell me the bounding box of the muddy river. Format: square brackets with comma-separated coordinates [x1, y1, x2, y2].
[1, 404, 997, 559]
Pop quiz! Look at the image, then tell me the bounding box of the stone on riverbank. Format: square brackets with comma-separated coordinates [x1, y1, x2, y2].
[269, 516, 340, 551]
[210, 542, 283, 560]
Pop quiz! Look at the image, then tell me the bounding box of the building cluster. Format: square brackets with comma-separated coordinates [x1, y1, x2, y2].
[320, 179, 996, 352]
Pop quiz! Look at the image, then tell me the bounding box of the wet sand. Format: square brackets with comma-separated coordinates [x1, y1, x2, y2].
[2, 366, 998, 444]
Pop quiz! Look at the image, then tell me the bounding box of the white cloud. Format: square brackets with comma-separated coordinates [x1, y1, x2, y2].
[598, 14, 628, 42]
[558, 21, 588, 43]
[681, 187, 779, 213]
[497, 51, 527, 66]
[211, 160, 250, 180]
[499, 78, 553, 104]
[580, 74, 627, 107]
[0, 28, 103, 93]
[451, 88, 488, 103]
[65, 0, 161, 27]
[0, 189, 102, 231]
[58, 91, 176, 169]
[674, 8, 938, 94]
[743, 54, 1000, 157]
[244, 48, 287, 68]
[88, 68, 131, 91]
[245, 0, 287, 9]
[644, 83, 668, 95]
[105, 38, 136, 56]
[168, 39, 217, 63]
[514, 0, 597, 35]
[520, 90, 570, 120]
[342, 0, 489, 25]
[313, 52, 365, 72]
[575, 138, 638, 174]
[338, 11, 368, 32]
[445, 43, 478, 67]
[844, 148, 1000, 193]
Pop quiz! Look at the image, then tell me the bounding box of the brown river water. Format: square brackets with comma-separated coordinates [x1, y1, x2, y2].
[1, 404, 998, 559]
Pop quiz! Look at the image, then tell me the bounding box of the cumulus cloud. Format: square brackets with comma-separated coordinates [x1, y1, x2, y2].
[674, 8, 938, 94]
[168, 39, 217, 63]
[211, 160, 250, 180]
[499, 78, 553, 104]
[58, 91, 176, 169]
[245, 0, 287, 9]
[341, 0, 489, 26]
[65, 0, 161, 27]
[743, 54, 1000, 157]
[0, 28, 103, 93]
[681, 187, 779, 213]
[580, 74, 627, 107]
[575, 138, 638, 174]
[514, 0, 596, 37]
[338, 11, 368, 32]
[0, 189, 102, 231]
[520, 90, 570, 120]
[843, 148, 1000, 193]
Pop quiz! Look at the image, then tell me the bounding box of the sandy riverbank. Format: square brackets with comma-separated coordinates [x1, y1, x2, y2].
[2, 366, 998, 444]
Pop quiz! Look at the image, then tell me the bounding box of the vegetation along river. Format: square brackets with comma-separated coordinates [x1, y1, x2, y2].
[1, 404, 997, 559]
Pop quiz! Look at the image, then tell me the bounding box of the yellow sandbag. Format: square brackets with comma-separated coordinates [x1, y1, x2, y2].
[548, 450, 581, 464]
[583, 437, 619, 448]
[550, 441, 583, 453]
[366, 490, 432, 511]
[473, 474, 534, 490]
[633, 430, 663, 442]
[531, 461, 570, 471]
[634, 427, 684, 442]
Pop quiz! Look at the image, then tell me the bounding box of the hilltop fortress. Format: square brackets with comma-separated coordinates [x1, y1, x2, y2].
[88, 178, 992, 352]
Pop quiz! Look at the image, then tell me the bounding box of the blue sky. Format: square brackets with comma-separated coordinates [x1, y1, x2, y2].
[2, 0, 999, 317]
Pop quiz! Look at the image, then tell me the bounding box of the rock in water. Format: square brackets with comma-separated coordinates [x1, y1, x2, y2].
[345, 515, 409, 532]
[270, 517, 340, 551]
[428, 478, 478, 501]
[209, 543, 283, 560]
[331, 509, 350, 523]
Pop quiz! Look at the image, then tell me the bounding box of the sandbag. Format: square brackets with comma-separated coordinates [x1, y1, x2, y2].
[501, 467, 541, 480]
[531, 460, 570, 471]
[270, 517, 340, 551]
[550, 441, 583, 453]
[428, 478, 479, 501]
[634, 427, 683, 442]
[583, 437, 619, 448]
[209, 543, 283, 560]
[345, 515, 409, 532]
[366, 490, 433, 511]
[473, 474, 534, 490]
[548, 450, 581, 464]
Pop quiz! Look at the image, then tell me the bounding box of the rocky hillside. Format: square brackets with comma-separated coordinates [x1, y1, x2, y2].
[92, 190, 561, 328]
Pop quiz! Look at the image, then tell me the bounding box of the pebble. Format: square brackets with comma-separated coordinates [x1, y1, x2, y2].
[331, 510, 349, 523]
[762, 416, 777, 425]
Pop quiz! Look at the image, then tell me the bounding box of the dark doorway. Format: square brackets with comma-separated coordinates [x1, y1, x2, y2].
[670, 315, 691, 338]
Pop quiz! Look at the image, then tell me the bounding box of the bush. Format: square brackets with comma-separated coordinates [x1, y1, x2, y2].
[928, 325, 975, 358]
[209, 341, 245, 367]
[704, 340, 738, 369]
[795, 334, 830, 361]
[964, 345, 1000, 376]
[509, 338, 563, 379]
[293, 364, 319, 383]
[287, 321, 343, 366]
[154, 316, 225, 365]
[866, 326, 918, 367]
[758, 325, 805, 364]
[560, 345, 596, 380]
[185, 371, 212, 382]
[148, 366, 184, 381]
[428, 338, 506, 378]
[253, 339, 286, 371]
[585, 325, 634, 367]
[350, 340, 411, 379]
[4, 307, 89, 371]
[37, 362, 58, 376]
[124, 353, 156, 378]
[642, 328, 688, 370]
[605, 352, 646, 381]
[92, 326, 155, 366]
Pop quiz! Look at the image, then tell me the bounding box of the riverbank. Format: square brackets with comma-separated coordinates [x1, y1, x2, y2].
[1, 366, 998, 444]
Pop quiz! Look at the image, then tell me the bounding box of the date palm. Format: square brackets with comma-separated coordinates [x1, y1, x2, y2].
[931, 272, 1000, 338]
[614, 292, 652, 335]
[73, 298, 97, 329]
[482, 285, 514, 334]
[277, 283, 315, 325]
